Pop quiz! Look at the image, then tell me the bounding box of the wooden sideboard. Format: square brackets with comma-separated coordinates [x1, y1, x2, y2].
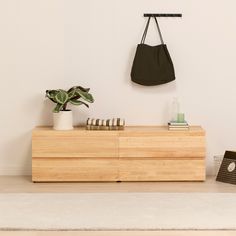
[32, 126, 206, 182]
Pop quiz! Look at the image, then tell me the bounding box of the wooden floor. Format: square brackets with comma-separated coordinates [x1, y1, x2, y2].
[0, 176, 236, 236]
[1, 231, 236, 236]
[0, 175, 236, 193]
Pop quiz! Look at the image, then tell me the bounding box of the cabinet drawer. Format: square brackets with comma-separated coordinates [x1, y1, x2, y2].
[32, 157, 119, 182]
[32, 126, 206, 182]
[32, 131, 118, 158]
[119, 158, 205, 181]
[119, 135, 205, 158]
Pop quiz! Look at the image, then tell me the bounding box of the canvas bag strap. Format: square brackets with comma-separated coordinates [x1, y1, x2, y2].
[141, 17, 151, 44]
[154, 17, 164, 44]
[140, 17, 165, 44]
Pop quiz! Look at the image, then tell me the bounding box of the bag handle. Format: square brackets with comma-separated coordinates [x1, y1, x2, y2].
[141, 17, 151, 44]
[140, 17, 164, 44]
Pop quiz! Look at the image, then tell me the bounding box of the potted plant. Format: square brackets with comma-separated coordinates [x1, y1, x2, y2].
[46, 86, 94, 130]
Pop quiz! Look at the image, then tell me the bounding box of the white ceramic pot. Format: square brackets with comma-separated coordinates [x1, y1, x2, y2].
[53, 110, 74, 130]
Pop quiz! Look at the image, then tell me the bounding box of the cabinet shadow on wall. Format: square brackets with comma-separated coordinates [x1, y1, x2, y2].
[4, 131, 32, 175]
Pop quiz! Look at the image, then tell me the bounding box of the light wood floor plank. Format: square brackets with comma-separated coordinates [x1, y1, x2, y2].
[1, 230, 236, 236]
[0, 176, 235, 193]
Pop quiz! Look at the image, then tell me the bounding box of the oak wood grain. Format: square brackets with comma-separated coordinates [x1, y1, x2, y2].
[32, 157, 119, 182]
[32, 126, 206, 182]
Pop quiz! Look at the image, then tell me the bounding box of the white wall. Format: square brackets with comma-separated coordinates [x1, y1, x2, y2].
[1, 0, 236, 175]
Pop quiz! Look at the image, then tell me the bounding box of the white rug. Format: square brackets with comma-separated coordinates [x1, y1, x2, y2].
[0, 193, 236, 230]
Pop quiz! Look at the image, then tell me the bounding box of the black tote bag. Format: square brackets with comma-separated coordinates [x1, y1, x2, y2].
[131, 17, 175, 86]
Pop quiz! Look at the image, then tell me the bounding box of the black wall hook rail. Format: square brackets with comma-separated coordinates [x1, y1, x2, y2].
[144, 13, 182, 17]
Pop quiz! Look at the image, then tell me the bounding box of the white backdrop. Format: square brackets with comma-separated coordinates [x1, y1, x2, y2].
[0, 0, 236, 175]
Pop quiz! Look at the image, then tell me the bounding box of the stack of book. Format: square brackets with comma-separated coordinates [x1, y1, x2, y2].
[168, 121, 189, 131]
[86, 118, 125, 130]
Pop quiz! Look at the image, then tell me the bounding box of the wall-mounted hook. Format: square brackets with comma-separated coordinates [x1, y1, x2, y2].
[144, 13, 182, 17]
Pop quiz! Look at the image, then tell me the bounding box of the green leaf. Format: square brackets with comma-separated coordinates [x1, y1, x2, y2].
[68, 86, 90, 93]
[45, 90, 59, 103]
[77, 86, 90, 92]
[53, 104, 63, 113]
[46, 89, 57, 97]
[46, 87, 93, 113]
[69, 99, 89, 108]
[55, 90, 69, 105]
[75, 89, 94, 103]
[68, 87, 77, 99]
[67, 87, 75, 93]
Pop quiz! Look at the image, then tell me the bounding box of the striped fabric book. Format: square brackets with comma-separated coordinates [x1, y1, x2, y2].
[86, 118, 125, 130]
[168, 121, 189, 130]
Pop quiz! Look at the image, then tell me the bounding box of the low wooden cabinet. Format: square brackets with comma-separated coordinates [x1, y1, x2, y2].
[32, 126, 206, 182]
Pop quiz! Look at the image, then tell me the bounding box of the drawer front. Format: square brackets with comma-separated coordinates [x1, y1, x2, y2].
[119, 158, 206, 181]
[119, 135, 205, 158]
[32, 157, 119, 182]
[32, 132, 118, 158]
